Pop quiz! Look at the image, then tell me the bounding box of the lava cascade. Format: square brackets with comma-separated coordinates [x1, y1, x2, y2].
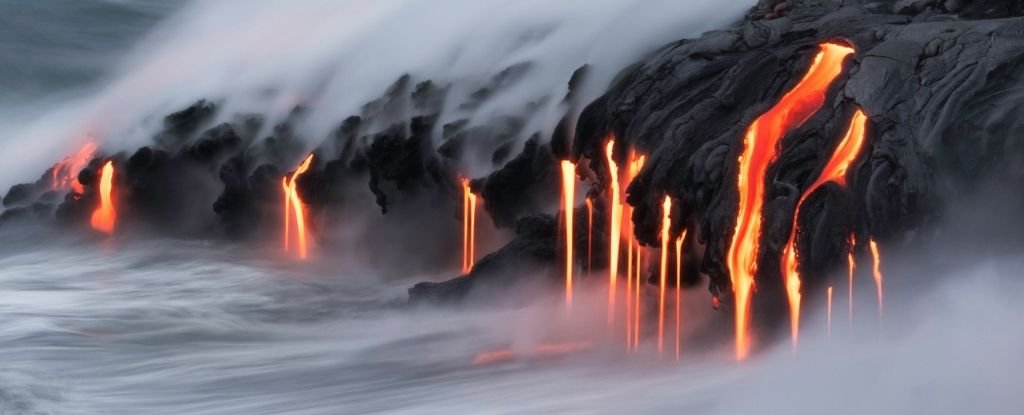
[726, 42, 854, 360]
[51, 142, 97, 194]
[658, 196, 671, 355]
[89, 161, 117, 235]
[827, 285, 834, 337]
[675, 230, 686, 361]
[780, 108, 868, 350]
[462, 178, 478, 273]
[561, 160, 577, 309]
[281, 154, 315, 259]
[586, 196, 594, 276]
[604, 141, 622, 324]
[869, 238, 883, 318]
[620, 151, 645, 350]
[847, 235, 856, 329]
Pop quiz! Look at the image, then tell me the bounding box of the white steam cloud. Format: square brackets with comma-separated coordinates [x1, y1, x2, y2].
[0, 0, 753, 189]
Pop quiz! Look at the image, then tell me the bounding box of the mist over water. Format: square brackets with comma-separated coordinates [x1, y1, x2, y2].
[0, 225, 1020, 414]
[2, 1, 1021, 414]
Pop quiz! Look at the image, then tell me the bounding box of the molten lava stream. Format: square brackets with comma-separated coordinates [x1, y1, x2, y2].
[658, 197, 671, 355]
[461, 178, 478, 273]
[780, 109, 868, 351]
[675, 230, 687, 362]
[827, 285, 834, 338]
[282, 154, 314, 259]
[586, 196, 594, 276]
[52, 142, 97, 193]
[625, 205, 634, 349]
[625, 153, 646, 349]
[848, 234, 856, 330]
[90, 161, 117, 235]
[633, 242, 643, 349]
[727, 42, 855, 360]
[561, 160, 576, 309]
[869, 238, 883, 318]
[604, 141, 622, 325]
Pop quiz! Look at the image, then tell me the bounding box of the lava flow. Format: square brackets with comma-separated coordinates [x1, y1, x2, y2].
[726, 42, 854, 360]
[827, 285, 834, 338]
[461, 178, 478, 273]
[281, 154, 315, 259]
[869, 238, 883, 318]
[51, 142, 97, 193]
[780, 108, 869, 350]
[561, 160, 576, 309]
[658, 196, 671, 355]
[604, 141, 622, 324]
[586, 196, 594, 276]
[626, 153, 646, 349]
[848, 234, 856, 329]
[89, 161, 117, 235]
[675, 230, 687, 361]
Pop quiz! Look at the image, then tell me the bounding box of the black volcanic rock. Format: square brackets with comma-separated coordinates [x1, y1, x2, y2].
[478, 137, 559, 229]
[3, 183, 39, 208]
[155, 99, 217, 150]
[572, 0, 1024, 310]
[408, 214, 557, 305]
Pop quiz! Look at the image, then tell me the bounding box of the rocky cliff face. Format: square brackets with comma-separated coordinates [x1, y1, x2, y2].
[565, 0, 1024, 310]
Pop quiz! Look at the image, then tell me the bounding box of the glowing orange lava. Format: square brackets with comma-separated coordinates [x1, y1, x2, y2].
[727, 42, 855, 360]
[848, 234, 856, 329]
[675, 230, 687, 362]
[658, 196, 671, 355]
[90, 161, 116, 235]
[461, 178, 478, 273]
[620, 151, 646, 350]
[780, 109, 868, 351]
[52, 142, 97, 194]
[586, 196, 594, 276]
[869, 238, 883, 318]
[633, 241, 642, 349]
[282, 154, 314, 259]
[561, 160, 576, 309]
[827, 285, 834, 338]
[605, 141, 622, 324]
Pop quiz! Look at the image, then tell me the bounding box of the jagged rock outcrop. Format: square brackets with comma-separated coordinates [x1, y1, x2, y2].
[571, 0, 1024, 309]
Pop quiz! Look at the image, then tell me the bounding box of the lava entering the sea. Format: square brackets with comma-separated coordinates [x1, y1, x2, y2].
[90, 161, 116, 235]
[586, 196, 594, 276]
[561, 160, 577, 309]
[604, 140, 622, 324]
[281, 154, 315, 260]
[658, 196, 671, 355]
[726, 42, 854, 360]
[462, 178, 478, 274]
[848, 234, 856, 329]
[675, 230, 686, 361]
[827, 285, 834, 338]
[869, 238, 883, 318]
[780, 108, 869, 351]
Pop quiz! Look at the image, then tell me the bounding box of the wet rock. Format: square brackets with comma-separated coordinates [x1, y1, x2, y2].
[408, 214, 557, 305]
